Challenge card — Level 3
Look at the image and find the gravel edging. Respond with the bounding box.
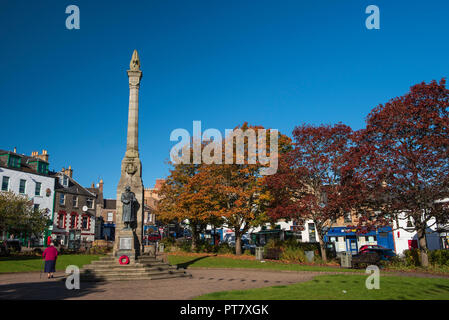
[180,266,449,278]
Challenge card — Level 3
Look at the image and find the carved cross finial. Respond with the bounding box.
[129,50,140,71]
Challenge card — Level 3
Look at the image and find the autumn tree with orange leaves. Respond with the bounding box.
[158,123,291,255]
[195,123,292,255]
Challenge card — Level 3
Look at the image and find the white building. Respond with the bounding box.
[392,212,442,256]
[0,149,55,245]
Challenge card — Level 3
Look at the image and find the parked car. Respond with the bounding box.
[358,245,396,260]
[147,233,161,242]
[350,245,396,268]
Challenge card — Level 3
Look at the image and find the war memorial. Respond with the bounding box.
[80,51,189,281]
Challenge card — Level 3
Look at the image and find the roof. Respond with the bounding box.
[87,187,103,204]
[0,149,51,177]
[103,199,116,210]
[51,172,96,197]
[154,179,165,190]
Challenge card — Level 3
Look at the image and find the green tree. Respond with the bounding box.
[0,191,50,240]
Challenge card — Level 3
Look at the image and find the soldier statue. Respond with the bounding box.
[121,186,137,230]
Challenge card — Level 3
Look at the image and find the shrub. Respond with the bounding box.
[280,247,306,262]
[195,239,214,253]
[160,237,176,251]
[217,243,234,254]
[429,250,449,266]
[179,239,192,253]
[88,246,112,255]
[265,247,282,260]
[404,249,421,266]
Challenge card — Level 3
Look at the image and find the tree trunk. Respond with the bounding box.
[235,231,242,255]
[318,235,327,263]
[191,224,200,252]
[417,228,429,267]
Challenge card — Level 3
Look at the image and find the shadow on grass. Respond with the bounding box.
[176,256,210,269]
[0,256,41,262]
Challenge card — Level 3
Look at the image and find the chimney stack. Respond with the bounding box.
[61,166,73,178]
[99,179,104,193]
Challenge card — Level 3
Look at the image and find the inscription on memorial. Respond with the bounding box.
[119,237,132,250]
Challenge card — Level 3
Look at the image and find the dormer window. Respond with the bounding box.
[60,175,69,187]
[37,162,48,174]
[8,155,20,168]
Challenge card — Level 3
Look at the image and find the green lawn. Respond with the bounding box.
[168,254,363,273]
[0,255,103,273]
[195,274,449,300]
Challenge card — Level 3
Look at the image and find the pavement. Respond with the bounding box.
[1,268,448,300]
[0,268,334,300]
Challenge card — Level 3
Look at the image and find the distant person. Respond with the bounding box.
[42,241,58,279]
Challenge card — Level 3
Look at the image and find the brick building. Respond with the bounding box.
[144,179,165,226]
[51,167,97,245]
[87,180,118,241]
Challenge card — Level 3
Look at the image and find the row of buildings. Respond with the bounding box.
[0,148,162,248]
[1,147,447,256]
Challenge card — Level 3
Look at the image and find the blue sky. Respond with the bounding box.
[1,0,448,198]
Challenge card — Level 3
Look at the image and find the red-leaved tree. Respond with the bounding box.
[347,79,449,266]
[265,123,354,261]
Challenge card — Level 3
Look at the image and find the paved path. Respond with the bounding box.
[0,269,334,300]
[0,268,447,300]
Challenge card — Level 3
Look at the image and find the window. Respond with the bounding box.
[82,216,89,229]
[86,198,94,209]
[330,237,336,242]
[35,182,41,196]
[107,212,113,222]
[61,176,68,187]
[19,179,26,194]
[33,204,40,211]
[368,236,376,242]
[58,212,65,228]
[72,196,78,207]
[59,194,65,205]
[1,176,9,191]
[70,214,77,229]
[308,223,316,242]
[37,162,48,174]
[406,217,414,228]
[8,156,20,168]
[344,212,352,223]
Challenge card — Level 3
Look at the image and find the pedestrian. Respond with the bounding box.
[42,241,58,279]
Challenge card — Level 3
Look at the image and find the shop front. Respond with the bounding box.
[324,226,394,255]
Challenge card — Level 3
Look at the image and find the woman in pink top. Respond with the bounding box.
[42,241,58,279]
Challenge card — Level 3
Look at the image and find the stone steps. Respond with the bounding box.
[81,265,177,273]
[90,259,164,266]
[81,269,190,282]
[80,254,190,282]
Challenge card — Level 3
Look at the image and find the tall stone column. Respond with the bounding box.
[113,50,145,260]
